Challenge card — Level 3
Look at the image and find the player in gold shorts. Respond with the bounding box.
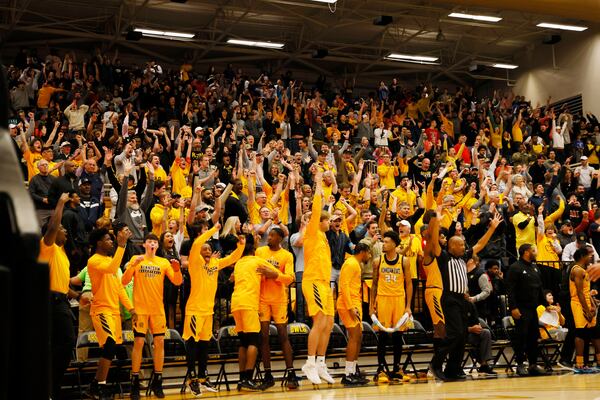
[256,228,298,389]
[184,223,245,396]
[85,226,134,400]
[569,248,600,372]
[337,243,372,386]
[301,169,336,385]
[122,233,183,399]
[370,231,413,383]
[231,235,286,391]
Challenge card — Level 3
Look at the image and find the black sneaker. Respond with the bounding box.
[341,374,361,386]
[262,373,275,389]
[187,378,202,397]
[238,379,264,391]
[429,364,448,382]
[98,384,113,400]
[84,380,100,399]
[150,375,165,398]
[199,377,218,392]
[528,365,549,376]
[516,364,529,376]
[355,372,370,385]
[130,375,141,400]
[444,371,467,381]
[286,370,300,389]
[477,365,497,375]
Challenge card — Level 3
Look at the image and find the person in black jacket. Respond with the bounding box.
[48,160,79,207]
[61,190,89,274]
[224,178,248,224]
[506,244,548,376]
[29,158,56,225]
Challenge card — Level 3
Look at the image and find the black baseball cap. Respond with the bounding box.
[576,233,588,243]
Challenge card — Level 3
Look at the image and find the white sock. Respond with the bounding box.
[306,355,316,366]
[345,361,356,376]
[317,356,325,365]
[98,381,106,385]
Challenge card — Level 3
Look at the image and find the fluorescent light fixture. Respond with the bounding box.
[492,63,518,69]
[448,12,502,23]
[309,0,337,3]
[536,22,588,32]
[134,28,194,39]
[387,53,439,62]
[226,38,284,49]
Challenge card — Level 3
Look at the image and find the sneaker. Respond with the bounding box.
[262,373,275,389]
[187,378,202,397]
[573,366,597,374]
[84,380,100,399]
[557,359,574,371]
[374,368,390,384]
[341,374,361,386]
[98,384,113,400]
[130,375,141,400]
[428,364,447,382]
[477,365,497,375]
[199,378,218,392]
[354,372,370,385]
[237,379,264,391]
[150,375,165,398]
[516,364,529,376]
[528,365,549,376]
[302,362,322,384]
[390,370,411,382]
[317,363,335,384]
[286,370,300,389]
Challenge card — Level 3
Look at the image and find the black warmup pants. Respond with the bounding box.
[432,292,467,375]
[513,307,540,365]
[50,292,76,400]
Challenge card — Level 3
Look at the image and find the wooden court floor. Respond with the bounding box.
[161,372,600,400]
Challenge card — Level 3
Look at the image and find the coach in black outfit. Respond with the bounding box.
[506,244,548,376]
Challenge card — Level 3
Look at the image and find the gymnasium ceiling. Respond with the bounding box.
[1,0,599,87]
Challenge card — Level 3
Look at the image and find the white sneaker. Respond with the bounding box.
[302,362,322,384]
[317,363,335,384]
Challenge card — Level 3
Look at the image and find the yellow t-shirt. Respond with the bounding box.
[122,254,183,315]
[88,247,132,315]
[512,212,536,251]
[398,235,422,280]
[150,203,178,236]
[377,255,406,297]
[256,246,295,304]
[170,157,191,197]
[378,164,398,190]
[303,194,332,282]
[38,239,70,294]
[231,256,282,312]
[337,256,362,310]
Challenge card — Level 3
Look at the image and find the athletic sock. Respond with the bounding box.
[306,355,316,366]
[316,356,325,365]
[576,356,584,368]
[98,381,107,385]
[345,361,356,376]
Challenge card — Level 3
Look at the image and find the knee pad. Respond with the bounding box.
[246,333,260,348]
[102,337,117,360]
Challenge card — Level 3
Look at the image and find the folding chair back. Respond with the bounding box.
[361,321,378,351]
[327,323,348,354]
[287,322,310,357]
[217,326,239,358]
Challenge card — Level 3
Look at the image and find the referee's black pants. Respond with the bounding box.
[50,292,76,400]
[432,292,467,375]
[513,307,539,365]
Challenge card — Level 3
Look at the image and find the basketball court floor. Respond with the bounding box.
[160,372,600,399]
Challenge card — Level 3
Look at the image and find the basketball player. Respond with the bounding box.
[39,193,76,400]
[256,228,299,389]
[122,233,183,399]
[184,223,245,396]
[569,248,600,372]
[301,169,335,385]
[86,227,135,400]
[370,231,413,383]
[231,235,287,391]
[337,243,372,386]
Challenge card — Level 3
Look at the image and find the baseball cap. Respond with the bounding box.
[78,177,91,186]
[399,220,412,228]
[9,123,17,129]
[196,204,212,212]
[194,126,204,133]
[215,182,226,189]
[561,219,572,226]
[581,156,588,160]
[576,233,588,243]
[60,141,71,148]
[331,214,342,221]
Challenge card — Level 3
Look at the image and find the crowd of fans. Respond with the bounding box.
[6,47,600,394]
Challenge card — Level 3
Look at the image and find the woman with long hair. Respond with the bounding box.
[158,231,180,329]
[219,216,241,255]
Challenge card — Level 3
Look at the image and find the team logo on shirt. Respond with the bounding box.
[204,263,218,276]
[139,265,161,277]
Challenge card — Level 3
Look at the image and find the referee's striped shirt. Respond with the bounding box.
[447,256,468,294]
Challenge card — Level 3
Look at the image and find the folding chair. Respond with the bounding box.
[180,334,221,394]
[73,331,101,398]
[495,316,517,372]
[401,319,433,375]
[254,324,279,380]
[145,329,186,396]
[215,326,239,391]
[282,322,310,386]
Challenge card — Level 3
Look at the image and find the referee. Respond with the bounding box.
[506,244,548,376]
[38,193,77,400]
[429,208,503,381]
